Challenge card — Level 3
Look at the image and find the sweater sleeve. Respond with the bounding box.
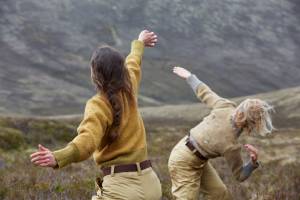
[186,74,236,109]
[223,144,259,182]
[125,40,144,94]
[53,98,108,168]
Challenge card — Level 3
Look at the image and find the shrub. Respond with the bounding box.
[0,127,25,150]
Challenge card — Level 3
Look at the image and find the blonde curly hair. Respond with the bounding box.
[234,99,274,136]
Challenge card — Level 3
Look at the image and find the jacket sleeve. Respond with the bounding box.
[53,98,108,168]
[223,144,259,182]
[125,40,144,95]
[186,74,236,109]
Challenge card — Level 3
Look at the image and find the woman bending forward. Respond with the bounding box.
[168,66,274,200]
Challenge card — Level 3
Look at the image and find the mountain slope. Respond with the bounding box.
[2,85,299,129]
[141,85,300,129]
[0,0,300,115]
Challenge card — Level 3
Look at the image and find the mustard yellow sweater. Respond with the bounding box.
[53,40,148,168]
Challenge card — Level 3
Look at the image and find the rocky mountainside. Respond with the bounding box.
[1,0,300,115]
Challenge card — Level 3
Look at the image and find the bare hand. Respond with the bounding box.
[138,30,158,47]
[30,144,57,168]
[244,144,258,164]
[173,66,192,80]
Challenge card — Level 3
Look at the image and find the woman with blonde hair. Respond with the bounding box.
[168,66,274,200]
[30,30,162,200]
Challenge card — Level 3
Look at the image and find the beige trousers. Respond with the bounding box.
[168,137,233,200]
[91,167,162,200]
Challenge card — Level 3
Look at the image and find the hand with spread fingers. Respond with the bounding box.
[30,144,57,168]
[244,144,258,164]
[173,66,192,80]
[138,30,158,47]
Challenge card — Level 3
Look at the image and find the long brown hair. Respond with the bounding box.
[90,46,134,143]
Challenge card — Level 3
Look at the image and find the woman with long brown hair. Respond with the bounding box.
[30,30,162,200]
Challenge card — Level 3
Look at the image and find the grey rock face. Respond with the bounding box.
[0,0,299,115]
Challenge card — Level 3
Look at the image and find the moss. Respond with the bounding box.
[0,127,25,150]
[54,184,65,193]
[26,120,77,146]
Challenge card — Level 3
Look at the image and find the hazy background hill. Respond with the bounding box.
[1,0,300,115]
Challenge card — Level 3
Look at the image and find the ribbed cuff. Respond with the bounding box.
[186,74,203,93]
[52,142,80,169]
[131,40,144,57]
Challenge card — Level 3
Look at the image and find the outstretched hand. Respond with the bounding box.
[138,30,158,47]
[30,144,57,168]
[244,144,258,164]
[173,66,192,80]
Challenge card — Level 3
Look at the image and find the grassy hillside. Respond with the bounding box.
[0,87,300,199]
[1,0,300,115]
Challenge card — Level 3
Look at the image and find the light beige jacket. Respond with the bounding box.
[187,75,258,182]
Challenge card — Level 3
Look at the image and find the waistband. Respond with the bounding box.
[185,136,208,161]
[101,160,152,177]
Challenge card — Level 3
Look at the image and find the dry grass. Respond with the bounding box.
[0,116,299,200]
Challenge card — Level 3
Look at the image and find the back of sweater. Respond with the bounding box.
[53,40,147,168]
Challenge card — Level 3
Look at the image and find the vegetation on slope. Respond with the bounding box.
[0,115,299,200]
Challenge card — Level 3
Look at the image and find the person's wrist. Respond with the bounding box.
[185,73,192,80]
[186,73,192,79]
[138,38,144,43]
[251,159,259,167]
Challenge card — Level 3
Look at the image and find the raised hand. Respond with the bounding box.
[30,144,57,168]
[173,66,192,80]
[244,144,258,164]
[138,30,158,47]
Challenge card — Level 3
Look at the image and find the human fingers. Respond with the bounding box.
[30,151,48,159]
[244,144,258,154]
[173,66,181,74]
[39,163,52,167]
[144,32,157,42]
[39,144,49,151]
[31,154,51,163]
[33,157,51,165]
[146,43,156,47]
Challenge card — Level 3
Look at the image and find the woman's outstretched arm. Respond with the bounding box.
[30,97,108,169]
[173,66,235,109]
[125,30,158,94]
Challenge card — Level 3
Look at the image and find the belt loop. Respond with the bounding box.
[136,162,142,176]
[111,165,115,177]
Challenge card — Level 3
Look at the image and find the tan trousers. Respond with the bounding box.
[168,137,233,200]
[91,167,162,200]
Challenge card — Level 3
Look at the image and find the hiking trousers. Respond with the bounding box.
[168,136,233,200]
[91,167,162,200]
